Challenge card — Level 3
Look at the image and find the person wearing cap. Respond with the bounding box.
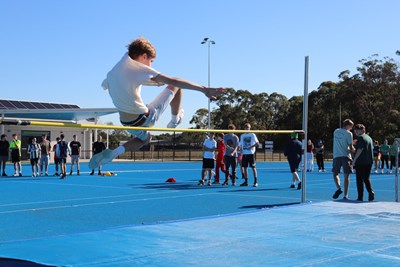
[353,124,375,201]
[332,119,355,200]
[284,132,302,189]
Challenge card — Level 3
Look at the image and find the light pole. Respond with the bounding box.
[201,37,215,129]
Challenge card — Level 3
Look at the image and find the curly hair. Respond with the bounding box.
[127,37,156,60]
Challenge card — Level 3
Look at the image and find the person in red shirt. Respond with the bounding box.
[214,133,228,184]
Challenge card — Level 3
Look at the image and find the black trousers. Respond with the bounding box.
[316,153,324,170]
[355,163,374,200]
[224,155,237,179]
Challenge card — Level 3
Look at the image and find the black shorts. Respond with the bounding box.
[11,149,20,163]
[202,158,214,170]
[30,158,39,165]
[288,158,301,173]
[59,158,67,164]
[242,154,256,168]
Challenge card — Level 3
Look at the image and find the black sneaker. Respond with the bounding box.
[77,170,80,176]
[297,182,302,190]
[332,188,343,199]
[290,184,295,188]
[198,180,205,186]
[222,180,228,186]
[240,182,248,186]
[368,192,375,202]
[2,172,7,177]
[90,170,94,176]
[61,173,67,179]
[69,171,73,175]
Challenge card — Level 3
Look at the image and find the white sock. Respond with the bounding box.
[171,114,178,123]
[112,145,125,158]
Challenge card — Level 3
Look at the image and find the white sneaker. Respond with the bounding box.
[89,149,114,170]
[167,109,184,128]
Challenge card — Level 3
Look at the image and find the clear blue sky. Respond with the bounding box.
[1,0,399,129]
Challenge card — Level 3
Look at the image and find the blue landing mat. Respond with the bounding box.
[1,201,399,266]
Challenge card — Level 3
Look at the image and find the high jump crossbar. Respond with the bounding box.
[0,119,303,134]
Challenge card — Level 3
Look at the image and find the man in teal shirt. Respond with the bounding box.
[332,119,355,199]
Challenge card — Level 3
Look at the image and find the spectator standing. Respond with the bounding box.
[39,134,51,176]
[213,133,227,184]
[9,133,22,177]
[52,137,61,176]
[56,134,70,179]
[389,139,400,174]
[222,124,240,186]
[27,137,41,177]
[332,119,355,200]
[198,133,216,186]
[91,136,106,175]
[69,134,81,175]
[239,123,259,187]
[380,139,390,174]
[372,140,381,174]
[0,134,10,176]
[306,139,314,172]
[315,140,325,172]
[284,132,302,189]
[353,124,375,201]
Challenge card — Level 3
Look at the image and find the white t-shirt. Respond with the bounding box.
[333,127,353,159]
[240,133,259,155]
[203,138,216,159]
[102,53,160,114]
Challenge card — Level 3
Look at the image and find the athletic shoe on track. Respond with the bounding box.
[297,182,302,190]
[332,188,343,199]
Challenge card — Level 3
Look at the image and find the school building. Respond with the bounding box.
[0,99,118,160]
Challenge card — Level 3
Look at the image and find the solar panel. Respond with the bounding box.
[0,99,80,110]
[0,100,17,109]
[20,101,37,109]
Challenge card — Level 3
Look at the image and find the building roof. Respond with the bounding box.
[0,99,118,122]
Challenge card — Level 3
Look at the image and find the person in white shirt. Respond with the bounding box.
[240,123,259,187]
[198,133,217,186]
[90,37,226,170]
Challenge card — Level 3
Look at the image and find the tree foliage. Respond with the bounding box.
[189,52,400,150]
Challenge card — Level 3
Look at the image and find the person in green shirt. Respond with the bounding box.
[389,139,400,174]
[380,139,391,173]
[9,133,22,176]
[353,124,375,202]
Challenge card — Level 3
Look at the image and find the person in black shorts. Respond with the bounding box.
[0,134,10,176]
[284,132,302,190]
[90,136,106,175]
